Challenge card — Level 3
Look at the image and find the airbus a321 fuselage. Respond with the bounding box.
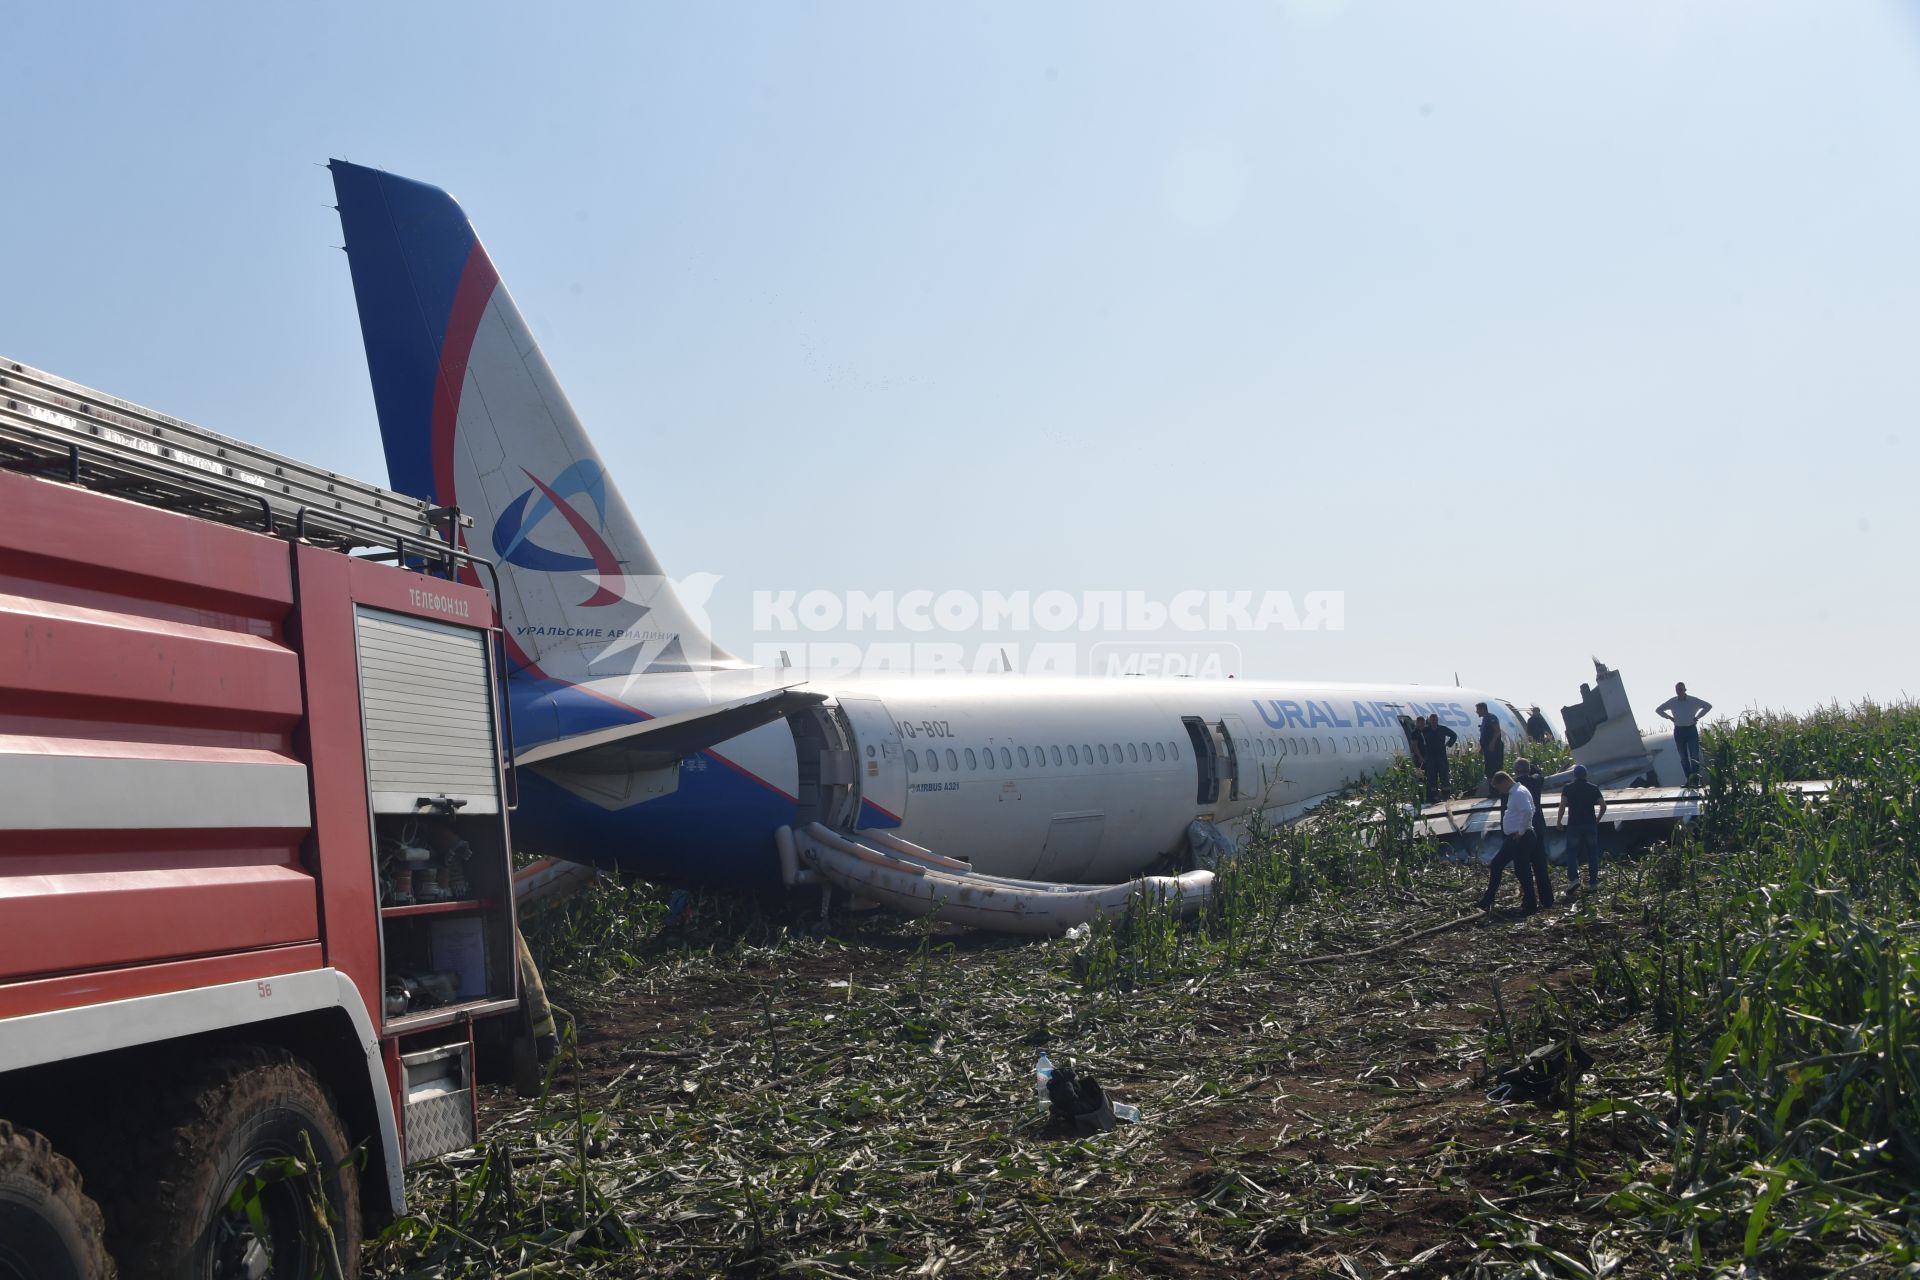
[331,160,1540,889]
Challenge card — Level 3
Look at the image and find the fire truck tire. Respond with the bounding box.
[0,1120,115,1280]
[89,1048,362,1280]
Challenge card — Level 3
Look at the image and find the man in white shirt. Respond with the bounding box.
[1655,682,1713,781]
[1476,771,1553,914]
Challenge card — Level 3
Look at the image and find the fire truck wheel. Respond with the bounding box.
[91,1048,362,1280]
[0,1120,115,1280]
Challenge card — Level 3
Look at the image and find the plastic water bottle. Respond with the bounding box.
[1111,1101,1141,1124]
[1034,1051,1054,1116]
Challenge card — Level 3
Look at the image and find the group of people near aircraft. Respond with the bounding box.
[1475,680,1711,917]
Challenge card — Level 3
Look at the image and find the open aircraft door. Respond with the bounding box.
[838,694,908,830]
[1183,715,1240,810]
[1221,714,1252,802]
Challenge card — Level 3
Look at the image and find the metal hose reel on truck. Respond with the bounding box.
[0,358,530,1279]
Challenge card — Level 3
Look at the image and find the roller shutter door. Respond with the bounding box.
[355,607,501,814]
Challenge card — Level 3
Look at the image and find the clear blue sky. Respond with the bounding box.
[6,2,1916,717]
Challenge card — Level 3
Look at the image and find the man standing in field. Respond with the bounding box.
[1419,713,1457,801]
[1476,702,1505,786]
[1479,771,1551,914]
[1656,681,1713,781]
[1559,763,1607,896]
[1520,756,1551,886]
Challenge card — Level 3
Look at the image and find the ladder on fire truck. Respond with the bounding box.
[0,355,470,563]
[2,351,517,802]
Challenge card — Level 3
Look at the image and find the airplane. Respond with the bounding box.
[329,160,1548,891]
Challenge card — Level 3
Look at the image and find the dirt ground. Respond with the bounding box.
[440,865,1651,1278]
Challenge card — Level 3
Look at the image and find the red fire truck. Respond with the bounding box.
[0,359,525,1278]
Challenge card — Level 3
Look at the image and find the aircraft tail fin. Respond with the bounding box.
[1561,661,1684,787]
[329,160,736,682]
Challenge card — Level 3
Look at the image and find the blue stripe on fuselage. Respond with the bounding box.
[856,799,902,830]
[507,665,645,749]
[512,762,793,888]
[505,669,796,887]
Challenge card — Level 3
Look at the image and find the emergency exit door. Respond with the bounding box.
[1221,714,1252,802]
[837,694,908,829]
[1182,715,1232,808]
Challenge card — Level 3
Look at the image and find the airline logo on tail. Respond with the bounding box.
[492,460,625,607]
[333,158,741,678]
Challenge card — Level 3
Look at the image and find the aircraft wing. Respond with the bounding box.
[1415,787,1703,838]
[516,685,827,775]
[1414,780,1830,839]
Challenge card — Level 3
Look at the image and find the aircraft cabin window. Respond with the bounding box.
[1112,742,1123,762]
[1067,744,1078,765]
[1098,744,1110,764]
[965,748,977,770]
[1154,741,1166,762]
[1032,744,1045,766]
[906,751,919,774]
[1170,741,1179,761]
[1082,742,1093,763]
[1000,747,1012,769]
[946,748,959,771]
[1138,741,1150,760]
[1119,742,1132,763]
[983,748,995,771]
[926,749,940,773]
[1050,745,1063,766]
[867,745,876,758]
[1018,746,1030,768]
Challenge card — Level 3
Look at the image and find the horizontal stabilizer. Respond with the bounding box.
[517,685,825,774]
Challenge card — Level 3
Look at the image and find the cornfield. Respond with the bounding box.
[366,702,1920,1277]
